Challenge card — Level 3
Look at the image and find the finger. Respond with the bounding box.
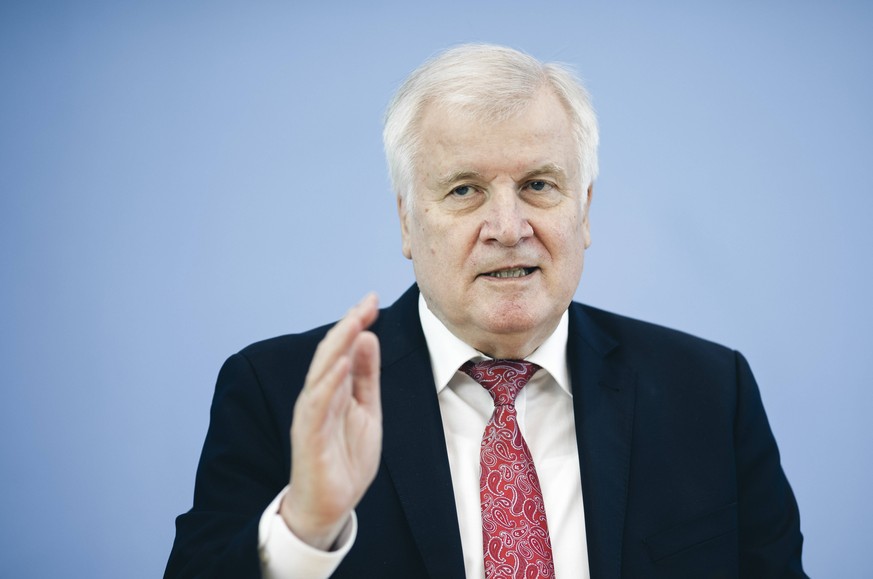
[320,312,380,425]
[355,292,379,329]
[305,293,378,390]
[295,353,351,432]
[297,293,379,425]
[305,314,362,389]
[351,331,381,412]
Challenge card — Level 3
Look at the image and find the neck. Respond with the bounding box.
[458,324,555,360]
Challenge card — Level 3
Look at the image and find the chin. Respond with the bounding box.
[479,309,545,338]
[483,297,566,336]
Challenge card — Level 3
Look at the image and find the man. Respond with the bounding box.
[166,44,806,578]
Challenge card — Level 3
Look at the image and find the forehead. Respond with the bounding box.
[415,90,578,182]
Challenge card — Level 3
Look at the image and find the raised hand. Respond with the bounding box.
[279,293,382,550]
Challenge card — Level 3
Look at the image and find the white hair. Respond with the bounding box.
[383,43,599,207]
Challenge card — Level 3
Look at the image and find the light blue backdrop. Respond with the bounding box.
[2,1,870,577]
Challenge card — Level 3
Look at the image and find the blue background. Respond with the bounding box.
[2,1,870,577]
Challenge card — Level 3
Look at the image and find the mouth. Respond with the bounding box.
[482,267,538,279]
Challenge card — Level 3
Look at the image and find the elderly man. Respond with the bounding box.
[166,44,806,578]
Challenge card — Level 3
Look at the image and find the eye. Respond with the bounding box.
[527,180,552,192]
[450,185,474,197]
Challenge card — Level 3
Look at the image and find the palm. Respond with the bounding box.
[309,353,381,502]
[282,295,382,549]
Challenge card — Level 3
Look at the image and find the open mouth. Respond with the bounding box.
[483,267,538,279]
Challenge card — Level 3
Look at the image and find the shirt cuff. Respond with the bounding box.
[258,486,357,579]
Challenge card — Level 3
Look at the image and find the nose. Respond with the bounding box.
[479,188,534,246]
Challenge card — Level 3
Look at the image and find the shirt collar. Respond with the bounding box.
[417,293,572,396]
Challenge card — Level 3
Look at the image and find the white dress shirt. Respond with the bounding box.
[258,295,589,578]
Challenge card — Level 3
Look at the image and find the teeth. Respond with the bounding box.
[488,267,531,278]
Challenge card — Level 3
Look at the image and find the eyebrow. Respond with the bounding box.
[519,163,568,182]
[436,170,485,189]
[435,164,568,189]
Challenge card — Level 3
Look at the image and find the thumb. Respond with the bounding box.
[350,331,381,411]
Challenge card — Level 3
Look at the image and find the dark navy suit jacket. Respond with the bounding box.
[166,285,806,578]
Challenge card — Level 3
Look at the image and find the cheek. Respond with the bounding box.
[412,220,454,266]
[567,210,587,245]
[545,217,581,248]
[546,215,587,270]
[425,221,478,262]
[418,223,440,257]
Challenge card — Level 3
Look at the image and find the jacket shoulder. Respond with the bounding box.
[220,321,338,397]
[239,321,333,359]
[571,302,737,372]
[575,302,731,348]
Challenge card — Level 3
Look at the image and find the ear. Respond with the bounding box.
[582,184,593,249]
[397,194,413,260]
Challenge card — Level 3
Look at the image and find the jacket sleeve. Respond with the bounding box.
[165,352,288,579]
[734,351,808,578]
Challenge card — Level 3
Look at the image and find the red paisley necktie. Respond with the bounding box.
[461,359,555,579]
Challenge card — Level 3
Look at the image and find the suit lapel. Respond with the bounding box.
[568,304,637,579]
[376,286,466,579]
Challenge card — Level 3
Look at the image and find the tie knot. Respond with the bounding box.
[461,359,540,406]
